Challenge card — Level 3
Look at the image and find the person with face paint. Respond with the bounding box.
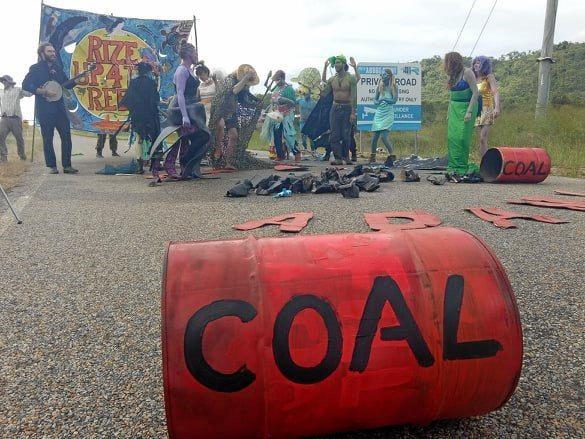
[321,55,357,165]
[472,56,500,158]
[23,43,81,174]
[162,42,210,179]
[370,68,398,163]
[262,70,298,162]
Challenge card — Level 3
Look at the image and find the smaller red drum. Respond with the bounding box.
[480,147,551,183]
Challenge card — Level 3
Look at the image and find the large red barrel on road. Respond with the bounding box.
[480,146,551,183]
[162,228,523,438]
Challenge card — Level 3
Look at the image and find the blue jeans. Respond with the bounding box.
[38,109,72,168]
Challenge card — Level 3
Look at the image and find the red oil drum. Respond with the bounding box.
[480,147,551,183]
[162,228,523,438]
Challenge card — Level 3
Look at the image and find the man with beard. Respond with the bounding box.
[321,55,357,165]
[23,43,80,174]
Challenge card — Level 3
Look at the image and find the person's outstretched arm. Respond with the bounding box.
[349,57,360,82]
[322,59,329,83]
[233,72,253,95]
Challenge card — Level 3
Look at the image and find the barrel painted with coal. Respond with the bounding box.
[162,228,523,438]
[480,146,551,183]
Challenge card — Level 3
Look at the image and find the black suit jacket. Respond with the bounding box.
[23,60,73,117]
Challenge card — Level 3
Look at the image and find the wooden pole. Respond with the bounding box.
[31,0,45,162]
[192,15,198,55]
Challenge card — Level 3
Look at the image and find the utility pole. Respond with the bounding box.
[535,0,558,118]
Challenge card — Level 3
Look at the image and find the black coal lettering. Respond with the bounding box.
[273,295,343,384]
[184,300,257,392]
[350,276,434,372]
[515,162,526,175]
[503,161,515,175]
[537,162,547,175]
[526,161,537,175]
[443,275,503,360]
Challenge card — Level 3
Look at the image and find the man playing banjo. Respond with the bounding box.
[23,43,86,174]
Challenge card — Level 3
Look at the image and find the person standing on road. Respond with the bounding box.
[262,70,298,162]
[119,61,161,174]
[0,75,31,162]
[444,51,479,176]
[297,89,316,151]
[95,133,119,158]
[321,55,357,165]
[165,42,210,179]
[23,43,81,174]
[473,55,501,158]
[209,64,260,170]
[195,63,217,124]
[370,68,397,163]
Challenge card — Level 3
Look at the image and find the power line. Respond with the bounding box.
[452,0,479,51]
[469,0,498,57]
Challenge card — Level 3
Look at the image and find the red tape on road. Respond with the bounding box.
[364,210,442,233]
[466,207,569,229]
[508,197,585,212]
[234,212,314,233]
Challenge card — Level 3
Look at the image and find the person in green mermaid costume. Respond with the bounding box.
[444,52,479,175]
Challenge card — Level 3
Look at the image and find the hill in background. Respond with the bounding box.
[421,41,585,118]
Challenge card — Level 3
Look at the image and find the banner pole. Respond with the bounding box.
[31,0,44,162]
[192,15,198,55]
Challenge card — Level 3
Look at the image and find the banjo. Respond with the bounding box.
[41,63,97,102]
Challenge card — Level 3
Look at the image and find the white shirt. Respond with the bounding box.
[0,86,31,119]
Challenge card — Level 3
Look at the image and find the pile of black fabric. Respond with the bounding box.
[445,171,483,183]
[225,165,395,198]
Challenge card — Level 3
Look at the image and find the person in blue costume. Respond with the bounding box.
[369,68,398,163]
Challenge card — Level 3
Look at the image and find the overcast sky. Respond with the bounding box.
[3,0,584,119]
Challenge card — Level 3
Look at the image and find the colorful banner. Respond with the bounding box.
[40,4,192,133]
[357,62,422,132]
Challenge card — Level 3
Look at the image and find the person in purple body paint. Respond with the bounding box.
[161,42,210,179]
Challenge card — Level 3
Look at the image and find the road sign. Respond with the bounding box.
[357,62,422,132]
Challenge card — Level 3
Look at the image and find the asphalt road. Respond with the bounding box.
[1,135,583,437]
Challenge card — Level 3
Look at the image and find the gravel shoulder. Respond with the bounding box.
[1,135,583,437]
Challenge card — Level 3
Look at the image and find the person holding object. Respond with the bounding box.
[261,70,298,162]
[370,68,397,163]
[473,56,501,158]
[321,55,357,165]
[0,75,31,162]
[209,64,260,170]
[23,43,81,174]
[444,52,479,176]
